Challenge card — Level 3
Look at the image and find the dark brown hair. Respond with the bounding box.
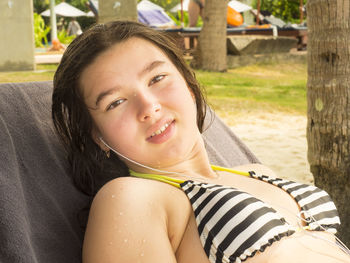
[52,21,207,196]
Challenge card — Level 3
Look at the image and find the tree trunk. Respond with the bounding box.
[307,0,350,247]
[191,0,227,71]
[99,0,137,23]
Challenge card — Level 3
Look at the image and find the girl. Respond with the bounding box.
[52,21,349,263]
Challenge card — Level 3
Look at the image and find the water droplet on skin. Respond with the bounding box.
[124,239,128,243]
[109,242,113,245]
[111,194,116,198]
[119,212,124,216]
[142,239,146,243]
[140,252,144,257]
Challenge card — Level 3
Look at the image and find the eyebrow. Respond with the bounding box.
[138,60,165,78]
[94,60,165,107]
[95,87,120,107]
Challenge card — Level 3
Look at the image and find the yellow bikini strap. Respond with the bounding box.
[129,165,251,188]
[211,165,250,177]
[128,170,185,188]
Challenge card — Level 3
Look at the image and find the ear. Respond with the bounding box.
[91,128,110,152]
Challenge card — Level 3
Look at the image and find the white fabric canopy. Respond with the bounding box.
[137,0,175,27]
[138,0,164,11]
[41,2,87,17]
[86,11,94,17]
[170,0,190,12]
[228,0,252,13]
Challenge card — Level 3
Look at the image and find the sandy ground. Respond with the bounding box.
[228,112,314,185]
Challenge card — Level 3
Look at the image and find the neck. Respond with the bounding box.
[127,136,218,180]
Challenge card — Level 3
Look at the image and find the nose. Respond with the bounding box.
[136,94,161,122]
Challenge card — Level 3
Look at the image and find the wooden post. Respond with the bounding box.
[181,0,184,26]
[299,0,304,23]
[256,0,261,25]
[49,0,57,41]
[0,0,35,71]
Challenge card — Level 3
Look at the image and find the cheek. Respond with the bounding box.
[95,113,136,147]
[164,80,196,109]
[107,117,133,138]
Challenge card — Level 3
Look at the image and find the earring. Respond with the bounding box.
[105,150,110,158]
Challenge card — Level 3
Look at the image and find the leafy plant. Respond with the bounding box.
[33,0,49,13]
[33,13,51,47]
[260,0,307,23]
[167,10,203,27]
[57,29,76,44]
[33,0,90,13]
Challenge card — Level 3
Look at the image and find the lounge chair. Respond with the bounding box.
[0,81,259,263]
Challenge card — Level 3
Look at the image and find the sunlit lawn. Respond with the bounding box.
[0,62,307,125]
[0,64,57,83]
[196,62,307,125]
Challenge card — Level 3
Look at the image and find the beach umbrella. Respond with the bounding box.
[299,0,304,23]
[138,0,163,11]
[86,11,95,17]
[41,2,87,17]
[137,0,175,27]
[170,0,189,12]
[228,1,252,13]
[256,0,261,24]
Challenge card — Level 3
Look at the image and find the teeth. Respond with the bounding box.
[151,122,170,137]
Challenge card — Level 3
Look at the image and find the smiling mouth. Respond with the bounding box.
[149,121,173,138]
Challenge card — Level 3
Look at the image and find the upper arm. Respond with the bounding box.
[83,177,177,263]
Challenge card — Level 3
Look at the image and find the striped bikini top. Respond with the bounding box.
[129,165,340,263]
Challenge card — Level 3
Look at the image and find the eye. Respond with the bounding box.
[149,74,166,85]
[106,98,125,111]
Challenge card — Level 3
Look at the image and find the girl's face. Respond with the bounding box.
[81,37,201,170]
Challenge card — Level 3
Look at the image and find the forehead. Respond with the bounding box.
[84,37,172,76]
[80,37,174,96]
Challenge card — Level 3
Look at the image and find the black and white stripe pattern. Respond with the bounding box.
[180,181,294,263]
[179,173,340,263]
[249,172,340,233]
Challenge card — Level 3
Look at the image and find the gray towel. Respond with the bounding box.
[0,81,258,263]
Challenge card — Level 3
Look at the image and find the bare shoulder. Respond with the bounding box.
[83,176,188,263]
[92,176,166,208]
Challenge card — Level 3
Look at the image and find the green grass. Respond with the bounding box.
[196,62,307,124]
[0,62,307,124]
[0,64,57,83]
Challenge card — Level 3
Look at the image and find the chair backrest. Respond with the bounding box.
[0,81,258,263]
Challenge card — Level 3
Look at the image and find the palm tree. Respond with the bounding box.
[192,0,228,71]
[307,0,350,247]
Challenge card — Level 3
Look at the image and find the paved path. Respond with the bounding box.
[35,53,63,64]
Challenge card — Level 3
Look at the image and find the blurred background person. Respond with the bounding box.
[188,0,205,27]
[67,17,82,36]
